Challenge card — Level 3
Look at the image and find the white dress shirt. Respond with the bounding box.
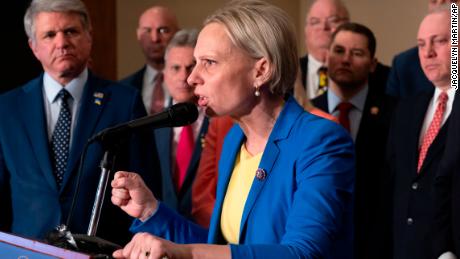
[306,54,324,100]
[43,69,87,143]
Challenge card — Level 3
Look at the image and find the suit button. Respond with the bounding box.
[411,182,418,190]
[407,218,414,225]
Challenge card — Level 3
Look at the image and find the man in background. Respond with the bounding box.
[155,29,209,218]
[312,22,396,259]
[386,0,458,98]
[121,6,179,114]
[0,0,159,245]
[386,6,455,258]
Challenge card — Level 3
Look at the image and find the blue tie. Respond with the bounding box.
[51,89,72,186]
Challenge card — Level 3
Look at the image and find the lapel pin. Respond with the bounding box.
[200,134,206,148]
[255,168,267,181]
[370,106,379,115]
[93,92,104,105]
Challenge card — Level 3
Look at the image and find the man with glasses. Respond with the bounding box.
[300,0,349,99]
[301,0,390,100]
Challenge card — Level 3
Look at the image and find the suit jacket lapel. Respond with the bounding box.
[238,97,301,241]
[311,91,328,113]
[419,118,449,174]
[61,74,109,190]
[411,91,434,177]
[155,127,175,204]
[208,126,242,244]
[19,76,57,190]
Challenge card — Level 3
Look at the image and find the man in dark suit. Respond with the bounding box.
[300,0,390,101]
[386,0,458,98]
[0,0,159,246]
[155,29,209,218]
[433,89,460,259]
[120,6,179,114]
[385,7,455,259]
[311,22,396,259]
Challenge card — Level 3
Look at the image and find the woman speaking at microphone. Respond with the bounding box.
[111,1,354,258]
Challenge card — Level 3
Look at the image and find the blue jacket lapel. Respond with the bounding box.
[61,74,109,190]
[20,76,57,190]
[208,124,242,244]
[208,97,304,243]
[238,97,300,241]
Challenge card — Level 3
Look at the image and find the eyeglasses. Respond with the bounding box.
[306,16,348,28]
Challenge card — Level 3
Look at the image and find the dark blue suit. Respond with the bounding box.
[386,47,432,98]
[0,72,159,245]
[129,97,355,258]
[120,67,145,93]
[312,83,396,259]
[154,115,209,218]
[385,89,450,259]
[433,89,460,256]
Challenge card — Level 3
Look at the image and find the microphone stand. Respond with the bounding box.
[87,150,114,236]
[46,143,122,258]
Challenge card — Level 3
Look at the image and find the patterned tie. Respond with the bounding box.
[337,102,353,132]
[175,125,195,190]
[150,72,164,114]
[317,66,328,96]
[417,91,448,173]
[51,89,72,186]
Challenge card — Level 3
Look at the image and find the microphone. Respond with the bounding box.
[89,102,198,145]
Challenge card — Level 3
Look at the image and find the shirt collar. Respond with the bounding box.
[434,86,455,103]
[44,68,88,103]
[328,84,369,113]
[308,54,323,70]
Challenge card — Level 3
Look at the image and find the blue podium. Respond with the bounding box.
[0,231,90,258]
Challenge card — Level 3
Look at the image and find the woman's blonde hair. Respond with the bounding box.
[204,0,298,96]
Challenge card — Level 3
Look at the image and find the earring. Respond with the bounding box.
[254,85,261,97]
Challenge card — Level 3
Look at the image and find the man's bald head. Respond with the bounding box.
[137,6,179,69]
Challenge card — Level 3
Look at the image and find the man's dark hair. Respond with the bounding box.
[331,22,376,58]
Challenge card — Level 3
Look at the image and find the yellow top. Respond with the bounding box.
[220,144,262,244]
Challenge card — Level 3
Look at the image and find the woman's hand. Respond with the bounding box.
[113,232,189,259]
[111,171,158,221]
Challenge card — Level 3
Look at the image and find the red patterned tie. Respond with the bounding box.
[417,91,448,173]
[337,102,353,132]
[150,72,164,114]
[175,125,195,190]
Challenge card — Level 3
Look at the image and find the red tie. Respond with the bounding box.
[417,91,448,173]
[175,125,195,190]
[337,102,353,132]
[150,72,164,114]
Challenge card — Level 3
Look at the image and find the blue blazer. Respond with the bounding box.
[131,97,355,258]
[154,116,209,217]
[0,73,159,245]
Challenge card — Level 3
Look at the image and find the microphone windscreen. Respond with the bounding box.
[169,102,199,127]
